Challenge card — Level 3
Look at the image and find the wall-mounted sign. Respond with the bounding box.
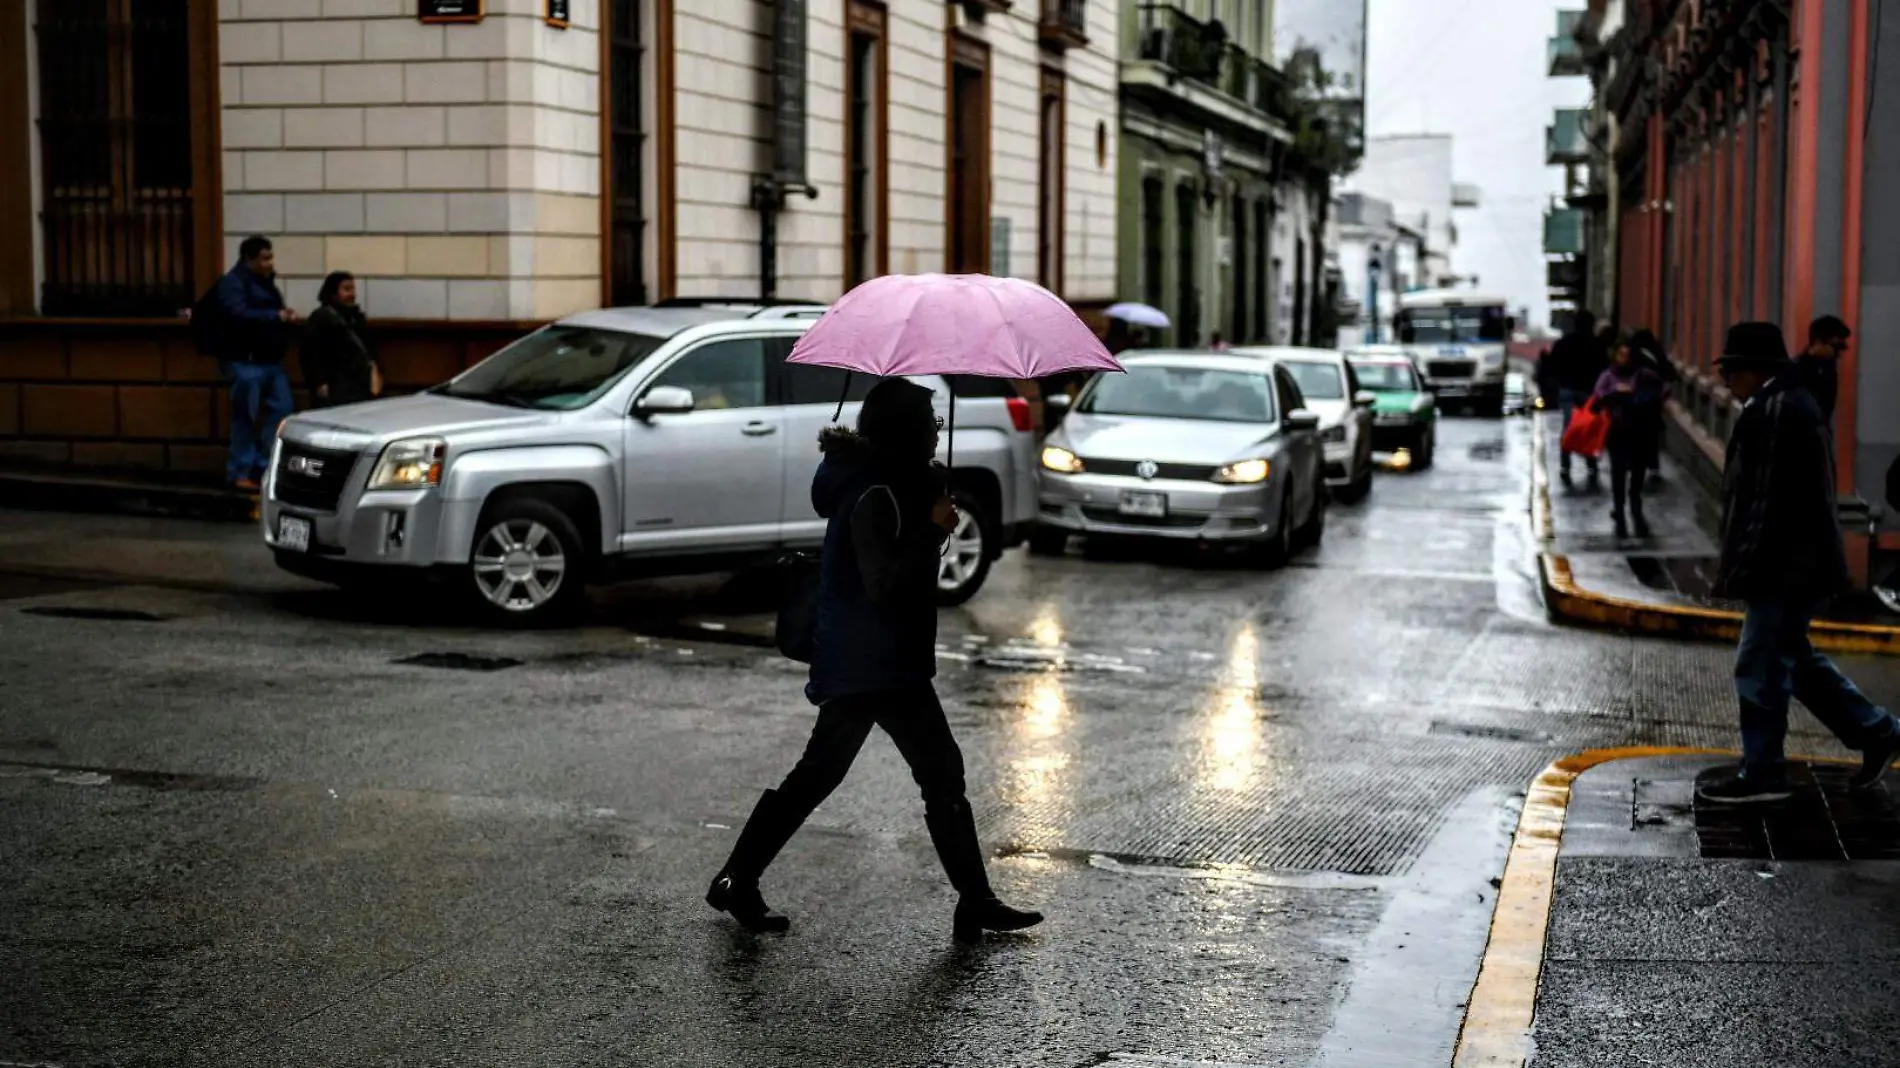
[419,0,484,24]
[545,0,569,28]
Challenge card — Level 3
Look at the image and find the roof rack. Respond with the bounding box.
[652,296,814,309]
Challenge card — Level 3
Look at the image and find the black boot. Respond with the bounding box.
[924,798,1043,944]
[706,790,799,933]
[1611,511,1628,540]
[1631,502,1650,538]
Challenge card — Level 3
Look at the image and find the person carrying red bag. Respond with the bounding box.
[1591,338,1668,538]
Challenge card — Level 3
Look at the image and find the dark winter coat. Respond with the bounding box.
[805,430,947,706]
[1795,354,1840,426]
[214,263,288,364]
[302,303,377,408]
[1543,329,1608,396]
[1592,364,1665,464]
[1712,374,1851,602]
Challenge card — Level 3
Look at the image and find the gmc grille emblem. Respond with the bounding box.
[287,455,325,478]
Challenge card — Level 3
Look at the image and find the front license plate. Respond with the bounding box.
[1119,491,1168,518]
[277,514,312,553]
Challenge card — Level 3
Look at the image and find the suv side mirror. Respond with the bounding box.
[1353,390,1377,409]
[1045,393,1072,411]
[1286,409,1322,432]
[634,385,695,418]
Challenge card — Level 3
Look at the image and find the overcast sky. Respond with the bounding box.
[1364,0,1592,332]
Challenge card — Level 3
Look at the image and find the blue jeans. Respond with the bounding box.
[221,360,293,483]
[1558,388,1599,473]
[1736,596,1900,782]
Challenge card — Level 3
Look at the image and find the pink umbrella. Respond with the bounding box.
[787,274,1123,466]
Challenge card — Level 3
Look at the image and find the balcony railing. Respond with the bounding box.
[1546,107,1589,164]
[1544,207,1587,255]
[1039,0,1087,50]
[1134,3,1287,118]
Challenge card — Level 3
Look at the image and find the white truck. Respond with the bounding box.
[1394,289,1514,417]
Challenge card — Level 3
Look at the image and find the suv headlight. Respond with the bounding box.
[1481,350,1506,370]
[1320,425,1348,444]
[1041,445,1085,474]
[368,437,446,489]
[1212,458,1270,484]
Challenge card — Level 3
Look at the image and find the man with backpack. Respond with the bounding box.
[197,236,297,491]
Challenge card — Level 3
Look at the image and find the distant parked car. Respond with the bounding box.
[262,301,1040,623]
[1347,347,1438,469]
[1231,346,1376,503]
[1032,352,1327,565]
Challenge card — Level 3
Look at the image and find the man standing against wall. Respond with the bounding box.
[216,236,298,492]
[1797,314,1850,428]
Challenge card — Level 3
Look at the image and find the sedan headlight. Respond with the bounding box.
[1041,445,1085,474]
[1212,458,1271,484]
[1320,425,1348,444]
[368,437,446,489]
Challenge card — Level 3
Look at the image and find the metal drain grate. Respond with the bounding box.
[393,652,523,672]
[20,605,170,622]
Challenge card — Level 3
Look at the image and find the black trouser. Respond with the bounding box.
[776,684,968,821]
[1609,451,1647,520]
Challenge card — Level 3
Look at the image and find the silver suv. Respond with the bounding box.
[262,301,1040,623]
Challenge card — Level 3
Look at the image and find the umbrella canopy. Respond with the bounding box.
[787,273,1123,379]
[1104,301,1172,329]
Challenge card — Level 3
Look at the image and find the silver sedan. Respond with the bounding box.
[1030,353,1328,564]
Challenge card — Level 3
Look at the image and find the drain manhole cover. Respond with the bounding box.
[21,605,170,622]
[394,652,523,672]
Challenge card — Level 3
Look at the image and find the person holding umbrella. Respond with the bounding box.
[706,273,1120,944]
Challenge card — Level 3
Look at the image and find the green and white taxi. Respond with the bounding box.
[1347,346,1438,470]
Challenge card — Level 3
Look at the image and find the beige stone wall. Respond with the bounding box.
[217,0,603,320]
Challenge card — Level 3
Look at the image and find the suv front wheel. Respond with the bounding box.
[467,498,588,625]
[935,491,992,607]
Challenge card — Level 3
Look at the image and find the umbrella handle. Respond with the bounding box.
[833,371,852,423]
[946,379,955,472]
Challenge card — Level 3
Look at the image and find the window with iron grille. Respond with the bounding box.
[1141,175,1164,308]
[845,1,887,289]
[607,0,648,307]
[35,0,202,317]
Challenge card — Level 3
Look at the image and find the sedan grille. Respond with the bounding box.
[273,443,359,512]
[1427,360,1475,379]
[1081,508,1206,529]
[1080,458,1221,482]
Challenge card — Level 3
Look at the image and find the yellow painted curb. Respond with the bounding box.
[1529,414,1900,656]
[1450,746,1729,1067]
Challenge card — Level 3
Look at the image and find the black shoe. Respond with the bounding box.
[1612,513,1629,540]
[1696,775,1794,805]
[705,874,790,933]
[1560,469,1575,489]
[953,896,1044,945]
[926,799,1044,944]
[1850,734,1900,790]
[1631,512,1651,538]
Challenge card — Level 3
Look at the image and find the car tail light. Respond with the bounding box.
[1006,397,1034,433]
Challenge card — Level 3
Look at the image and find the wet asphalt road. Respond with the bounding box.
[4,416,1899,1068]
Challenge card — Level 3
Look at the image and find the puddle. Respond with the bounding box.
[20,605,171,622]
[996,845,1387,892]
[393,652,523,672]
[970,642,1147,675]
[0,761,261,792]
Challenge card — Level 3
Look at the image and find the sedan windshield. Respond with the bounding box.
[1079,366,1276,424]
[440,326,669,410]
[1281,361,1345,400]
[1350,361,1421,392]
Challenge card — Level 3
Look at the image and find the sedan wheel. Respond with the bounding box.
[935,492,993,606]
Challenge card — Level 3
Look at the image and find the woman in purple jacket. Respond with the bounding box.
[1594,338,1667,538]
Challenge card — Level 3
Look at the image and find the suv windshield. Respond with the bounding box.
[1281,361,1345,400]
[1080,365,1276,424]
[441,326,669,410]
[1350,361,1421,392]
[1398,306,1508,343]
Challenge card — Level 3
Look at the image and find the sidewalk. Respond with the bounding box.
[1533,413,1900,653]
[1455,750,1900,1068]
[0,464,255,523]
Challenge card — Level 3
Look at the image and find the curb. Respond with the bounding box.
[0,470,257,524]
[1450,746,1728,1067]
[1529,413,1900,656]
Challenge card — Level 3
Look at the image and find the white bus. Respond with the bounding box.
[1395,289,1513,417]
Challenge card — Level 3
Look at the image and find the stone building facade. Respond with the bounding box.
[0,0,1119,476]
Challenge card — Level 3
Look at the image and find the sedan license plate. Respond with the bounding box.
[1119,491,1168,518]
[277,514,312,553]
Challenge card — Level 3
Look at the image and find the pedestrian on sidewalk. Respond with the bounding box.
[1798,314,1850,428]
[302,272,382,409]
[1593,337,1665,539]
[1545,310,1608,487]
[215,236,298,491]
[1625,329,1676,486]
[1699,322,1900,804]
[706,379,1043,943]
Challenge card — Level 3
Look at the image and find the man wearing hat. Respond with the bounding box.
[1699,322,1900,803]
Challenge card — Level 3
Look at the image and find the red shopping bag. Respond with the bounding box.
[1560,396,1611,457]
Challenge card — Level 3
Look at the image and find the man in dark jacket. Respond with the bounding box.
[216,235,298,489]
[1797,314,1850,427]
[706,379,1043,944]
[1543,310,1608,484]
[1699,322,1900,804]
